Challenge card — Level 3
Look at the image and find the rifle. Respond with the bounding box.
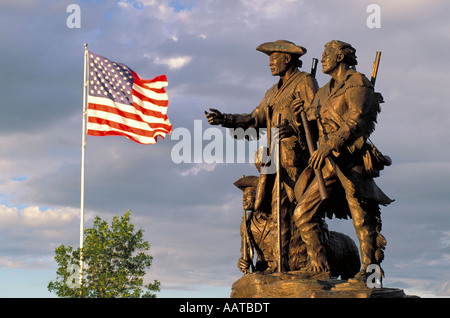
[310,57,318,78]
[366,51,392,171]
[296,58,329,201]
[240,174,254,274]
[242,206,254,274]
[275,113,283,272]
[370,51,381,86]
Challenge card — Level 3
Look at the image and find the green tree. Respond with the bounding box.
[48,210,160,298]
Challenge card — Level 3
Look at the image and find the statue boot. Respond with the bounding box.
[297,218,331,279]
[347,201,386,284]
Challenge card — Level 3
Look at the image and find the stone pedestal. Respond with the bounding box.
[231,271,416,298]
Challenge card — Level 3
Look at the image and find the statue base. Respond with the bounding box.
[230,271,417,298]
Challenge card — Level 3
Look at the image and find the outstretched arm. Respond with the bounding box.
[205,108,226,125]
[205,108,260,129]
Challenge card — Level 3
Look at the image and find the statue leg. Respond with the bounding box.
[345,193,386,282]
[293,177,330,273]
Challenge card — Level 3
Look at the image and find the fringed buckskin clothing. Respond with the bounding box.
[223,69,318,270]
[293,68,393,274]
[223,69,318,198]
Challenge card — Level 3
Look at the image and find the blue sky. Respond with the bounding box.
[0,0,450,298]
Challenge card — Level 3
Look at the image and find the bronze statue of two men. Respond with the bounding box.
[205,39,393,283]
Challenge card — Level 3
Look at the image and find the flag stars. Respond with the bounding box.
[88,52,134,105]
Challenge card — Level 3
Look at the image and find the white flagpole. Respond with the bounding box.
[79,43,88,287]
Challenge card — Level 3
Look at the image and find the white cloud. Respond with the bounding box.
[154,55,193,70]
[0,204,79,233]
[179,163,218,176]
[0,204,81,270]
[390,278,450,298]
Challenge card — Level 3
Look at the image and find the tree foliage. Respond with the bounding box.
[48,210,160,298]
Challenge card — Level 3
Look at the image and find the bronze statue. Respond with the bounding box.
[234,174,360,280]
[234,175,275,273]
[205,39,394,287]
[206,40,319,272]
[292,40,393,282]
[204,39,407,297]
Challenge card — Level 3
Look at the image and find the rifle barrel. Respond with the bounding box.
[242,207,249,274]
[276,114,282,273]
[310,58,318,78]
[303,59,329,201]
[300,111,329,201]
[371,51,382,86]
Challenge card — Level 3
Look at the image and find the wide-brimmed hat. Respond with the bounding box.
[256,40,306,57]
[233,175,259,191]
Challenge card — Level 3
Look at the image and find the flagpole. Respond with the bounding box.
[79,43,88,288]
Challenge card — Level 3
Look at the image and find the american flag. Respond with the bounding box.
[86,51,172,144]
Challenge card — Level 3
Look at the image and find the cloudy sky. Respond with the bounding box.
[1,0,449,298]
